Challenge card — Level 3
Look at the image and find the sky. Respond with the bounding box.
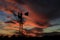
[0,11,19,36]
[0,0,60,37]
[0,11,13,22]
[16,0,60,19]
[15,0,60,36]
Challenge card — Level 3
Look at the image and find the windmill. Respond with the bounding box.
[9,10,29,36]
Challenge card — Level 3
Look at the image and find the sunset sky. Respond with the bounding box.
[0,0,60,37]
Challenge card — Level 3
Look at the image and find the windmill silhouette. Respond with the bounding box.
[9,10,29,36]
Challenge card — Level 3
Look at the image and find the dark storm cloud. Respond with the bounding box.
[15,0,60,19]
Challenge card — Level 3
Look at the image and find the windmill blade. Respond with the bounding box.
[9,10,19,22]
[5,21,16,24]
[9,10,17,16]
